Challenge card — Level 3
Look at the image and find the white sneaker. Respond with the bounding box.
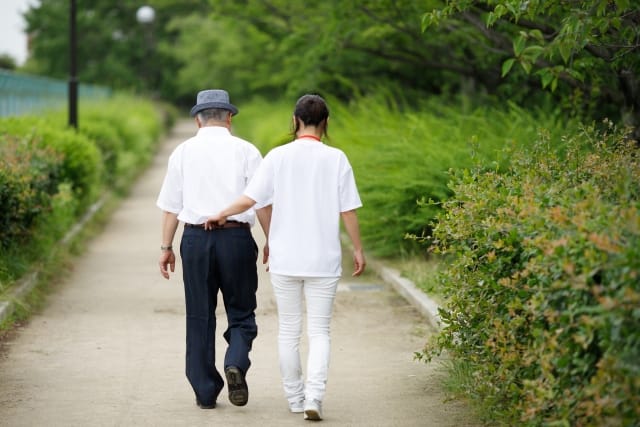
[303,399,323,421]
[289,400,304,413]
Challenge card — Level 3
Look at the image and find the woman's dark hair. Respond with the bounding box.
[292,94,329,139]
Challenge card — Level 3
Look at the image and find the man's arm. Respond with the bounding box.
[340,209,366,276]
[159,211,179,279]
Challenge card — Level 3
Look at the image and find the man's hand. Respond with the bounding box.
[159,250,175,279]
[352,248,366,277]
[204,214,226,230]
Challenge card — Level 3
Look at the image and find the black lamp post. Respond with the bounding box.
[136,5,155,92]
[68,0,77,128]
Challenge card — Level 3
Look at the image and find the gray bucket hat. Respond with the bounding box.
[190,89,239,116]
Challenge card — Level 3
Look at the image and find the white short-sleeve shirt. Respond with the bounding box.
[245,138,362,277]
[156,126,262,225]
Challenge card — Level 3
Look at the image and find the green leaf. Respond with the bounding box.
[513,36,526,56]
[522,45,545,62]
[502,58,516,77]
[529,29,544,42]
[611,17,622,30]
[616,0,631,9]
[567,68,585,82]
[486,11,497,26]
[558,42,572,64]
[540,70,554,88]
[421,12,438,31]
[520,59,532,74]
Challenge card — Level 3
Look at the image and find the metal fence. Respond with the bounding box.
[0,69,111,117]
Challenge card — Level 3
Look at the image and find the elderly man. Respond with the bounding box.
[156,89,270,409]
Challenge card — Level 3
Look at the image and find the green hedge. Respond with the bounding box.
[0,117,102,214]
[423,121,639,425]
[0,95,168,285]
[45,95,168,187]
[0,135,65,249]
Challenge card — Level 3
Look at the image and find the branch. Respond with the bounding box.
[357,5,425,45]
[461,11,512,52]
[585,44,614,62]
[513,18,557,39]
[344,41,477,77]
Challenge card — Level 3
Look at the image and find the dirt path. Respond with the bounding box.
[0,121,480,426]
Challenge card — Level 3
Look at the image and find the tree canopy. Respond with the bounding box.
[20,0,639,131]
[422,0,640,135]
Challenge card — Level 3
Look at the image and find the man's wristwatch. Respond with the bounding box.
[160,245,173,251]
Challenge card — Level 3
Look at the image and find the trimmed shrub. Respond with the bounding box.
[80,96,164,189]
[423,121,639,425]
[79,120,121,182]
[0,117,102,213]
[0,134,63,248]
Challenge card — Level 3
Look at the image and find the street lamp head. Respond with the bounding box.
[136,5,155,24]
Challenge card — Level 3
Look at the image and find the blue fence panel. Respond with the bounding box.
[0,69,111,117]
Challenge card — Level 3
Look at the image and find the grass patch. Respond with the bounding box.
[385,256,444,304]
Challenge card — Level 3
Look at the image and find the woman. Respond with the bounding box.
[205,94,365,421]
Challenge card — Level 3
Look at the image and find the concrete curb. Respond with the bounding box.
[340,235,442,330]
[366,257,442,330]
[0,197,106,325]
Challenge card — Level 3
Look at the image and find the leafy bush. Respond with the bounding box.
[423,121,639,426]
[78,120,121,182]
[81,96,164,189]
[0,135,63,248]
[0,117,102,213]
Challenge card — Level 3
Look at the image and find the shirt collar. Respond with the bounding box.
[197,126,231,137]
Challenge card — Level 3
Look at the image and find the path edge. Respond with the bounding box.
[341,235,442,330]
[0,197,107,325]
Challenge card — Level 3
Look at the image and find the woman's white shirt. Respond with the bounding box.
[245,138,362,277]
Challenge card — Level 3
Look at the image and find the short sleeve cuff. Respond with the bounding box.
[156,200,182,214]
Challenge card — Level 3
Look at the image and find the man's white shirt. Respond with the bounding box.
[157,126,262,225]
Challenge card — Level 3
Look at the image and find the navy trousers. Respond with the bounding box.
[180,226,258,406]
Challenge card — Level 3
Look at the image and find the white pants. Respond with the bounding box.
[270,273,339,405]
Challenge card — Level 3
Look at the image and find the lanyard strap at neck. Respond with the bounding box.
[298,134,321,142]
